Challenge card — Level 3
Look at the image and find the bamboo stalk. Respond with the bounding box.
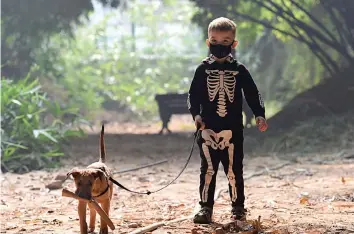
[62,188,115,230]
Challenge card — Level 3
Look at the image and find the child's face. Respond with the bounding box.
[206,30,238,48]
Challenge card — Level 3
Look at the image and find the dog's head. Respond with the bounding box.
[66,167,106,200]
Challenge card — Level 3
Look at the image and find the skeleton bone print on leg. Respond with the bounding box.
[227,142,237,202]
[201,129,237,202]
[206,70,238,117]
[201,143,214,202]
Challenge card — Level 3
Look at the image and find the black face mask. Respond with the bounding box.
[209,41,234,59]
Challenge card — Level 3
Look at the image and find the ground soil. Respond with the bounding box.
[1,118,354,234]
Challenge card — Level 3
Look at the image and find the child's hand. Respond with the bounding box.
[194,115,205,130]
[256,117,268,132]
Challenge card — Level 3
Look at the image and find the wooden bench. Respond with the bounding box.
[155,93,254,134]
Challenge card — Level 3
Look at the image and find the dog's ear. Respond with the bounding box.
[66,167,80,179]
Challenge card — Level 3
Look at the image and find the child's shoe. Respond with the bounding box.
[193,206,213,224]
[231,206,247,221]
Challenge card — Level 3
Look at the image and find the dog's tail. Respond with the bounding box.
[99,124,106,163]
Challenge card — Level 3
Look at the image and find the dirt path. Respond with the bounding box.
[1,122,354,234]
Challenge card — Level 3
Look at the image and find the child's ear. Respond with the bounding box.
[206,39,210,47]
[232,40,239,49]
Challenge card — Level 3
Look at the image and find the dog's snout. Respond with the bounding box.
[75,189,92,200]
[78,192,92,200]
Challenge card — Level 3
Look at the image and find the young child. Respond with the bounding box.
[187,17,268,224]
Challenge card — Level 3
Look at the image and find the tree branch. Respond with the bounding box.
[321,3,346,45]
[234,11,337,74]
[320,0,354,56]
[336,0,354,39]
[276,1,338,73]
[306,37,338,75]
[288,0,339,45]
[254,0,353,63]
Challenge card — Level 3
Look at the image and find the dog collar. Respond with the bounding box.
[93,184,109,198]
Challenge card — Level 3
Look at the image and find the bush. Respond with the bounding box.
[1,74,86,173]
[33,1,205,120]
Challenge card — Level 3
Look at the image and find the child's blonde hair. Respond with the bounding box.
[208,17,237,37]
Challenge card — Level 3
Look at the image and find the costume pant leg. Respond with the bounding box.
[220,130,245,207]
[198,129,222,208]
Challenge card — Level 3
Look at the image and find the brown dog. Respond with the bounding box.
[67,125,113,234]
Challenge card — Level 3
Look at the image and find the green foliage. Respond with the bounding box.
[34,1,205,119]
[35,31,106,118]
[241,30,324,108]
[1,0,120,78]
[1,72,86,173]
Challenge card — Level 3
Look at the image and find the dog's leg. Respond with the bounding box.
[99,200,110,234]
[158,128,164,135]
[88,203,96,233]
[78,201,88,234]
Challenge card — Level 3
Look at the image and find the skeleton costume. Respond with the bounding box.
[187,54,265,210]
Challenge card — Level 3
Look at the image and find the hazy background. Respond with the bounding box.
[2,0,354,173]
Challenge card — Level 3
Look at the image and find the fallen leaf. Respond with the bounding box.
[300,197,309,205]
[23,219,31,224]
[341,176,346,184]
[300,192,310,205]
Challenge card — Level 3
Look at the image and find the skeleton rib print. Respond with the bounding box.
[206,70,238,117]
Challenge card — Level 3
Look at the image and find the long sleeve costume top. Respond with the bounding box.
[187,54,265,131]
